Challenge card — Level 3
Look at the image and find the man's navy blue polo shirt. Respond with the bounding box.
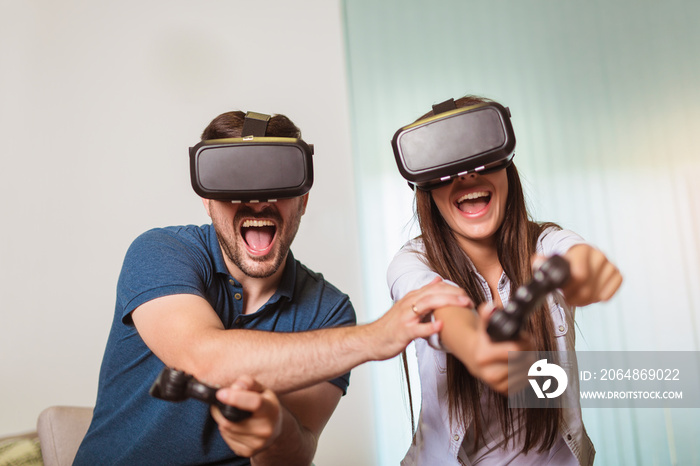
[74,224,356,465]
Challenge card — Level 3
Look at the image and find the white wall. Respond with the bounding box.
[0,1,376,464]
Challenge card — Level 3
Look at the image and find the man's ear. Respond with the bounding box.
[201,198,212,218]
[300,193,309,215]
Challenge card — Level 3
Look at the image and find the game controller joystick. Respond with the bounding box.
[486,255,570,342]
[150,367,252,422]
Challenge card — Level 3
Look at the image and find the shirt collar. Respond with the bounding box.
[208,224,231,277]
[275,252,296,302]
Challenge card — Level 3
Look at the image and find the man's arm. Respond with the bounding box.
[211,377,340,465]
[258,383,340,466]
[131,279,469,392]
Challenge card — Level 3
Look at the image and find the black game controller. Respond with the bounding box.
[150,367,252,422]
[486,255,570,342]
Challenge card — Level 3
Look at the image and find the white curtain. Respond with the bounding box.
[342,0,700,464]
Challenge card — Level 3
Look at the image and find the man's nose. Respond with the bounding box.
[241,200,278,212]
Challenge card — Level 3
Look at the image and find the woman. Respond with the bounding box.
[387,95,622,465]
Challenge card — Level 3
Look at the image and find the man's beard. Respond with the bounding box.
[215,203,303,279]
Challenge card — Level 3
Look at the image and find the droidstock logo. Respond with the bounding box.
[528,359,568,399]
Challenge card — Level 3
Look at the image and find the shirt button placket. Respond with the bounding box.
[228,277,243,301]
[229,277,244,327]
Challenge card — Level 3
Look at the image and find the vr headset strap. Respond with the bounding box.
[242,111,271,137]
[432,98,457,115]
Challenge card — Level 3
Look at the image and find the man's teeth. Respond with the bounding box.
[457,191,490,203]
[242,219,275,228]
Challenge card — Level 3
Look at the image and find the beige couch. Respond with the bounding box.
[36,406,93,466]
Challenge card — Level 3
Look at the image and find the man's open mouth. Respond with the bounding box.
[241,219,277,253]
[456,191,492,215]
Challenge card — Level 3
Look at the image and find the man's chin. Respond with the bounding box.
[240,268,277,279]
[238,254,284,279]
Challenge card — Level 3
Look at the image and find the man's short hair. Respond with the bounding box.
[201,111,301,140]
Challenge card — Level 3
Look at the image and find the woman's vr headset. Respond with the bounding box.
[391,98,516,190]
[189,112,314,202]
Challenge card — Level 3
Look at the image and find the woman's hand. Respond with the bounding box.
[562,244,623,307]
[450,303,535,394]
[211,376,282,458]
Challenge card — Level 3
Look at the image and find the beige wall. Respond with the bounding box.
[0,1,375,464]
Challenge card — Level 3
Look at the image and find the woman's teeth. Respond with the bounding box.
[456,191,490,203]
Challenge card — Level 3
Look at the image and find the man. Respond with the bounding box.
[74,110,469,465]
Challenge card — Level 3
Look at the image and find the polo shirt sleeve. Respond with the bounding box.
[116,228,211,325]
[323,295,356,396]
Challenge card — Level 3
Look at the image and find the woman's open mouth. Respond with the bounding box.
[455,191,492,215]
[240,219,277,255]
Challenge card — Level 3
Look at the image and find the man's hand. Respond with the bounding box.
[369,278,472,361]
[562,244,623,307]
[211,376,282,458]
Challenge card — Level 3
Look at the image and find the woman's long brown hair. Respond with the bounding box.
[410,96,561,453]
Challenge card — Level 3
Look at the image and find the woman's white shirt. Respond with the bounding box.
[387,228,595,466]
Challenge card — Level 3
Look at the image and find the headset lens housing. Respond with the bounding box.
[392,102,515,189]
[190,137,314,202]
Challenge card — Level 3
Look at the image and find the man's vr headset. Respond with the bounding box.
[391,98,516,190]
[190,111,314,202]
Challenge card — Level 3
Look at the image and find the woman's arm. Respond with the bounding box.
[388,239,534,394]
[435,303,534,394]
[562,244,623,307]
[539,228,623,307]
